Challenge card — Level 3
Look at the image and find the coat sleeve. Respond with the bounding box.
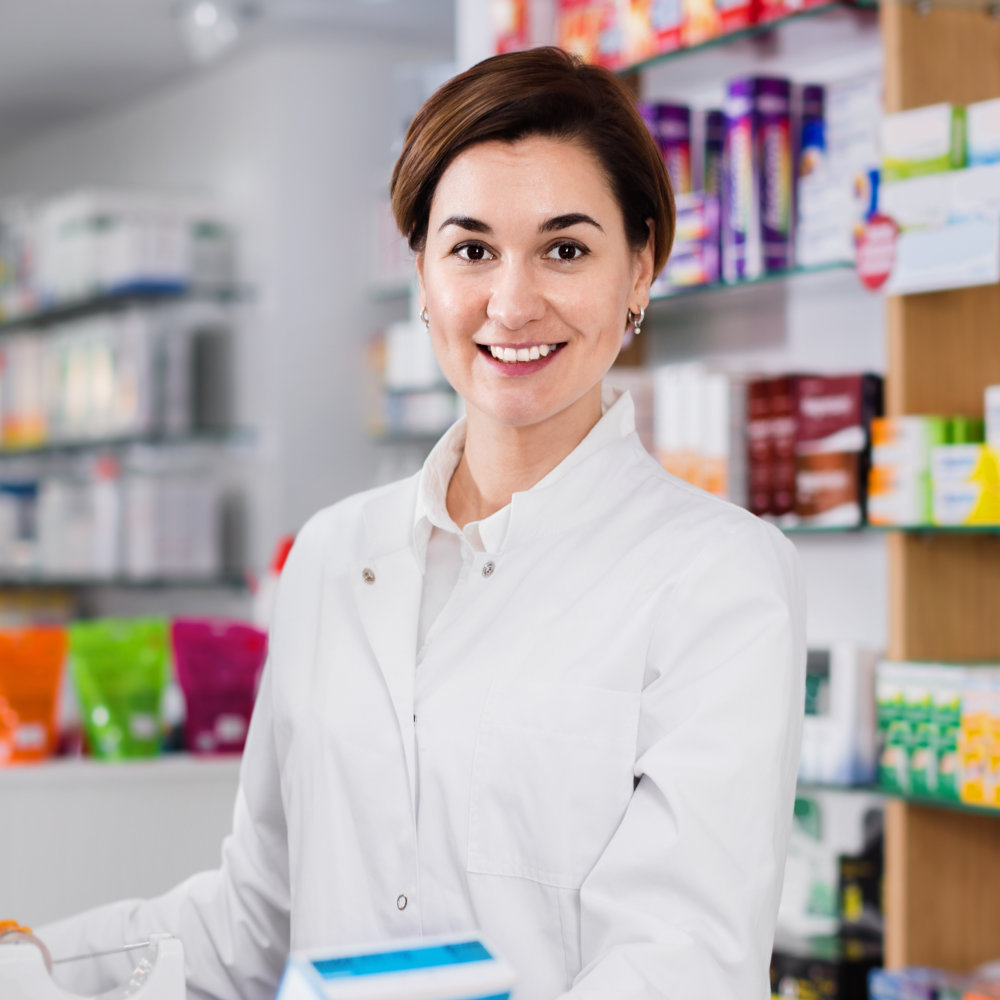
[559,518,806,999]
[36,655,291,1000]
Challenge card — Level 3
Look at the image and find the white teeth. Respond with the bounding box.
[486,344,560,363]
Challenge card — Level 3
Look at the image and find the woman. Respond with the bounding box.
[37,47,804,999]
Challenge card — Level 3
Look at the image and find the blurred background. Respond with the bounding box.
[2,3,1000,998]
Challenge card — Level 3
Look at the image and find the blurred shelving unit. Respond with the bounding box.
[594,0,1000,975]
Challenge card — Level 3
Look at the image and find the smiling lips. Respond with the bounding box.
[481,343,564,364]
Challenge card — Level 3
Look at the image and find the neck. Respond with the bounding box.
[446,389,603,529]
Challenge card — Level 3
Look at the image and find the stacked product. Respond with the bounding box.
[0,190,233,319]
[554,0,831,67]
[640,104,722,292]
[869,386,1000,527]
[747,372,882,527]
[0,303,227,451]
[876,660,1000,809]
[799,644,879,786]
[877,98,1000,294]
[0,460,226,581]
[870,968,1000,998]
[370,316,461,440]
[651,363,747,505]
[722,76,793,281]
[795,73,882,268]
[0,617,266,765]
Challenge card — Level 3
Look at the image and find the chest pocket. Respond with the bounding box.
[467,679,640,890]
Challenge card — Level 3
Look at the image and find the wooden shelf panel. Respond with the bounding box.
[887,286,1000,418]
[888,532,1000,662]
[886,799,1000,970]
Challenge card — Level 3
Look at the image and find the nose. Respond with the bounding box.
[486,258,546,332]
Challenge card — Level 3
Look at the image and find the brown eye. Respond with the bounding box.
[455,243,493,262]
[547,242,587,262]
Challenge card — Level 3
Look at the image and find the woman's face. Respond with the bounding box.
[416,135,653,440]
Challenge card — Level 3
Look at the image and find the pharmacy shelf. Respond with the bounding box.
[619,0,877,76]
[0,753,242,787]
[799,780,1000,820]
[0,574,248,590]
[650,261,856,305]
[0,427,255,460]
[784,522,1000,536]
[0,284,248,334]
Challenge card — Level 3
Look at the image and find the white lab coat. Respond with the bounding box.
[40,392,805,1000]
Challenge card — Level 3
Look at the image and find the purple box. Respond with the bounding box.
[704,108,725,195]
[723,77,793,281]
[655,103,692,196]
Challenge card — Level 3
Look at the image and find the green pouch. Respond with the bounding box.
[68,619,170,760]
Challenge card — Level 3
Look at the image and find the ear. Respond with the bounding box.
[415,251,427,313]
[629,220,655,308]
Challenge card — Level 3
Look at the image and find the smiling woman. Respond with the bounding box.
[35,46,806,1000]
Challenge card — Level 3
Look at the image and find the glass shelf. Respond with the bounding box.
[0,284,248,334]
[783,522,1000,536]
[619,1,876,76]
[0,428,255,460]
[0,574,248,590]
[650,261,856,305]
[799,781,1000,819]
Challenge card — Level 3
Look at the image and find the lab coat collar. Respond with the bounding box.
[411,384,637,562]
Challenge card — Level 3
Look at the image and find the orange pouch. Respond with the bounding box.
[0,628,68,764]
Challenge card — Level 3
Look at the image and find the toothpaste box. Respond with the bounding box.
[881,103,967,182]
[968,96,1000,166]
[276,935,515,1000]
[793,373,883,528]
[931,443,1000,526]
[722,76,793,281]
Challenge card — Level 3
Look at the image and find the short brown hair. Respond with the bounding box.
[390,47,675,276]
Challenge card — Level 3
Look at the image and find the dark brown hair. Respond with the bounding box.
[390,46,675,275]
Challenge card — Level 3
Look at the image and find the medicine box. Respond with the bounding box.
[275,935,515,1000]
[881,103,966,181]
[967,96,1000,166]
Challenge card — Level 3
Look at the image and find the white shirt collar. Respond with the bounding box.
[412,384,635,568]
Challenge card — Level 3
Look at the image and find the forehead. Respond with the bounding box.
[428,135,621,224]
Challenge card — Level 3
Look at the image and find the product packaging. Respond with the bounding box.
[931,437,1000,528]
[881,103,967,182]
[875,661,911,794]
[722,76,793,281]
[556,0,605,63]
[171,619,267,755]
[745,375,798,522]
[276,935,515,1000]
[967,96,1000,166]
[868,416,947,527]
[67,618,170,759]
[703,108,726,196]
[490,0,531,53]
[660,191,720,289]
[0,627,68,764]
[771,934,882,1000]
[654,103,693,195]
[799,644,879,786]
[793,373,883,527]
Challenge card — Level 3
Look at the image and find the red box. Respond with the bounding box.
[557,0,604,63]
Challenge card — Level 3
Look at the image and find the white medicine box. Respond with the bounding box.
[275,934,515,1000]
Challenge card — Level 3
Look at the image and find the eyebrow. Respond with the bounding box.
[438,212,605,235]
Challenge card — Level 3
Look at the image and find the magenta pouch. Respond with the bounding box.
[171,619,267,755]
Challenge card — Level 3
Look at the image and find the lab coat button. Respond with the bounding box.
[362,568,375,585]
[482,560,495,578]
[396,894,408,911]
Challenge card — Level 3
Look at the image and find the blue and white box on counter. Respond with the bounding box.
[275,934,515,1000]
